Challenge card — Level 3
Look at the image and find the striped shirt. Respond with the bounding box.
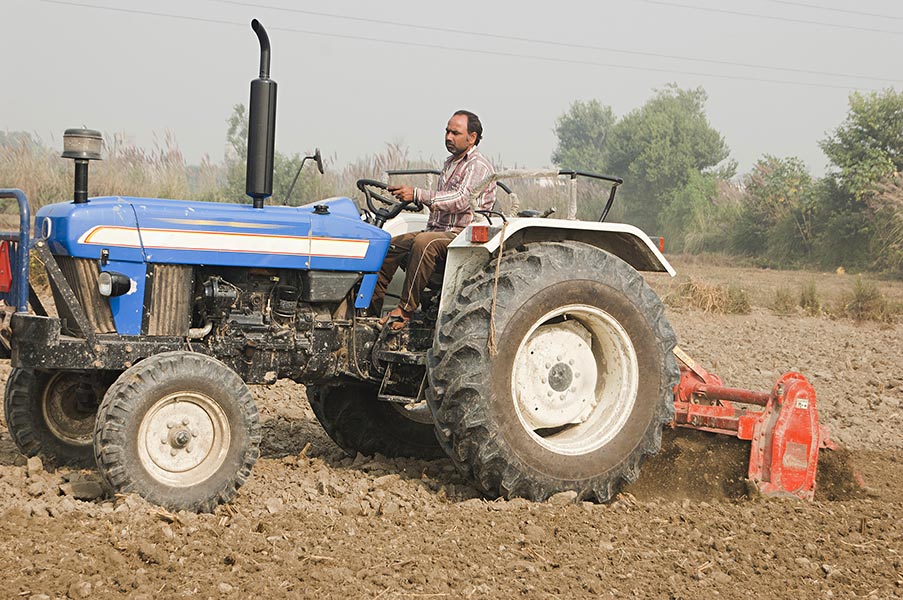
[413,147,496,233]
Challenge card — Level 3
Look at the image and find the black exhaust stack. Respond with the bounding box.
[246,19,277,208]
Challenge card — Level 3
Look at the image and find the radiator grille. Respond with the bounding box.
[54,256,116,334]
[146,264,193,336]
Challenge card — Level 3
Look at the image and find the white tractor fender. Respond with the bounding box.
[438,218,675,316]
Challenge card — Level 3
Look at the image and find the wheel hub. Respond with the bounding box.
[138,392,230,487]
[511,304,639,455]
[172,429,191,448]
[547,362,573,392]
[42,373,97,447]
[513,320,598,430]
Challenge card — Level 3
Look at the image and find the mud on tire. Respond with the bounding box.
[94,352,260,512]
[4,368,113,468]
[308,383,445,459]
[427,241,678,502]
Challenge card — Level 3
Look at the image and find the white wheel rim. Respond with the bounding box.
[511,304,639,455]
[137,392,231,487]
[41,372,95,447]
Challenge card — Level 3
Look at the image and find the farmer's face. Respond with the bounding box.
[445,114,476,157]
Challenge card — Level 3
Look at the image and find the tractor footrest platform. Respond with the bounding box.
[373,349,426,365]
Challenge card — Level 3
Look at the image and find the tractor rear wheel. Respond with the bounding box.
[427,241,678,501]
[308,383,445,459]
[94,352,260,512]
[4,369,112,468]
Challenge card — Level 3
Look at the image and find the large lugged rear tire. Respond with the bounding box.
[94,352,260,512]
[4,369,111,468]
[427,241,678,502]
[308,383,445,459]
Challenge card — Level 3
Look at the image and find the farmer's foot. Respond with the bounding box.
[378,307,412,331]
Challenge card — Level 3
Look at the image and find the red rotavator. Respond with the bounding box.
[671,346,836,500]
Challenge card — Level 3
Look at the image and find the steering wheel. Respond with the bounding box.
[356,179,422,228]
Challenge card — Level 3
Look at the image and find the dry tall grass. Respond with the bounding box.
[664,278,751,314]
[835,276,901,323]
[0,131,218,209]
[0,133,68,209]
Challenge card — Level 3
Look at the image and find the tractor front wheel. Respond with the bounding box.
[94,352,260,512]
[4,369,112,468]
[427,241,678,501]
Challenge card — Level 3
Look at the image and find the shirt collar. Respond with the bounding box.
[446,145,478,166]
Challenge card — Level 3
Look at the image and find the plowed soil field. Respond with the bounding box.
[0,258,900,599]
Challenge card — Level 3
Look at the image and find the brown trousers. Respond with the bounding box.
[371,231,457,313]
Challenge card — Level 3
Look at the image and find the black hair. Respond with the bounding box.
[453,110,483,145]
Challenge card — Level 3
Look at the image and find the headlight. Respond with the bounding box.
[98,271,131,297]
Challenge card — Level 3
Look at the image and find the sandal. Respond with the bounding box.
[378,307,412,332]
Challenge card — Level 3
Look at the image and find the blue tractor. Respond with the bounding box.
[0,21,677,511]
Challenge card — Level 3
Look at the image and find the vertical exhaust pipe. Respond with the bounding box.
[246,19,277,208]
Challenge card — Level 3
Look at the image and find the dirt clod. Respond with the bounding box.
[26,456,43,477]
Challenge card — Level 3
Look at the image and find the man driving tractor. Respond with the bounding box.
[370,110,496,331]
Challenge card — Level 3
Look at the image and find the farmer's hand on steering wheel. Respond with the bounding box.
[388,185,415,203]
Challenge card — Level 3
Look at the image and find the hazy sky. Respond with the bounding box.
[5,0,903,179]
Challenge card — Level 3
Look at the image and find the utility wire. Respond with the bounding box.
[39,0,882,91]
[760,0,903,21]
[210,0,902,84]
[636,0,903,35]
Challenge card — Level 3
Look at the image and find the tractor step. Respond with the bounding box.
[377,362,427,405]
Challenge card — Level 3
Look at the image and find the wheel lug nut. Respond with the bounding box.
[170,449,178,457]
[166,422,175,429]
[182,418,189,426]
[547,391,553,397]
[569,359,574,366]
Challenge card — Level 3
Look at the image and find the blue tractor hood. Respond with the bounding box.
[37,196,390,273]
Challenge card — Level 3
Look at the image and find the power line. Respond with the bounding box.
[209,0,902,84]
[636,0,903,35]
[760,0,903,21]
[39,0,881,92]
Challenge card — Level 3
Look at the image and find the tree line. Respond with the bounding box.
[2,90,902,275]
[551,85,903,275]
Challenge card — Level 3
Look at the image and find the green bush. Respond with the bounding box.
[799,281,822,316]
[772,287,797,315]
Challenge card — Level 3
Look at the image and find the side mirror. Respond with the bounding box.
[285,148,326,203]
